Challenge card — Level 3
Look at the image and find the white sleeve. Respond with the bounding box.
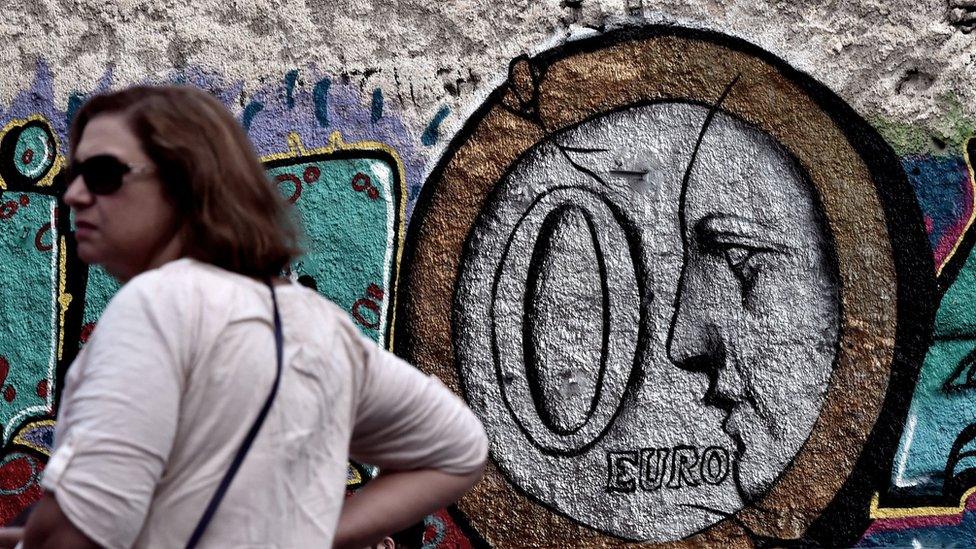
[41,273,188,549]
[343,318,488,475]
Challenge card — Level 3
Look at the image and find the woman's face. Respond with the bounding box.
[64,113,184,281]
[666,113,840,501]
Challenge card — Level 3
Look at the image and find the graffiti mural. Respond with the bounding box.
[0,114,75,525]
[396,26,937,546]
[263,131,405,346]
[2,19,976,548]
[0,117,64,438]
[860,137,976,546]
[79,130,408,348]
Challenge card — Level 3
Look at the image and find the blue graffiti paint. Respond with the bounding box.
[903,154,970,257]
[371,88,384,123]
[65,92,85,127]
[284,69,299,110]
[242,100,264,132]
[313,78,331,128]
[421,106,450,147]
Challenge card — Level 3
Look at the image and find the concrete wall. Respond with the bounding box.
[1,1,976,546]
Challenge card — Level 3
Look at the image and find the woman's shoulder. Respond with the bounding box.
[130,257,283,295]
[120,257,358,327]
[103,258,249,319]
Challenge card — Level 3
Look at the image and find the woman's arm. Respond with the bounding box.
[29,276,187,548]
[333,466,483,549]
[0,527,22,548]
[21,493,98,549]
[336,317,489,549]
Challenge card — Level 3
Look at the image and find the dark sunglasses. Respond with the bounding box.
[66,154,155,195]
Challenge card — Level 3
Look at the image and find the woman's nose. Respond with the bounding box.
[63,174,92,210]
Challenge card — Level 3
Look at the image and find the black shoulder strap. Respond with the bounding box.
[185,280,284,549]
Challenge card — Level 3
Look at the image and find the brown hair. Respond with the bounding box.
[69,85,302,278]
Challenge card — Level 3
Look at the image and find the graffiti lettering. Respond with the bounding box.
[606,446,730,493]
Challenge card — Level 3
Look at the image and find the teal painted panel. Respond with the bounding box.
[267,152,401,344]
[936,244,976,339]
[79,151,402,348]
[894,339,976,489]
[894,238,976,493]
[80,265,120,344]
[0,193,57,443]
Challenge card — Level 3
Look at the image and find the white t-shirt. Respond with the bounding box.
[41,258,487,548]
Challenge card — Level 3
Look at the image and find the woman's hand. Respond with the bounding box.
[0,527,23,548]
[333,466,484,549]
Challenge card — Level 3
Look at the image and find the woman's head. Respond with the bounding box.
[64,85,300,281]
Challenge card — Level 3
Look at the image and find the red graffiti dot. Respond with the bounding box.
[18,194,29,207]
[36,380,48,399]
[0,201,18,220]
[4,385,15,403]
[365,283,384,300]
[0,356,8,386]
[79,322,95,344]
[351,172,380,201]
[351,283,385,329]
[275,173,302,204]
[34,223,52,252]
[352,299,381,329]
[21,148,33,165]
[303,166,320,184]
[0,455,35,492]
[351,172,370,191]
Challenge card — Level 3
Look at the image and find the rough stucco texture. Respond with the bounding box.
[2,1,976,547]
[1,0,975,151]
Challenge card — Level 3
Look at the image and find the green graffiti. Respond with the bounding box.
[80,132,405,349]
[264,133,404,345]
[895,223,976,494]
[0,193,57,443]
[81,265,120,341]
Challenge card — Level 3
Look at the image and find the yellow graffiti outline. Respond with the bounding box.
[346,463,363,487]
[57,235,71,362]
[936,136,976,276]
[11,419,56,457]
[870,487,976,519]
[0,115,65,191]
[260,131,408,351]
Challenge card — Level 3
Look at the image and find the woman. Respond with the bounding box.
[7,86,487,548]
